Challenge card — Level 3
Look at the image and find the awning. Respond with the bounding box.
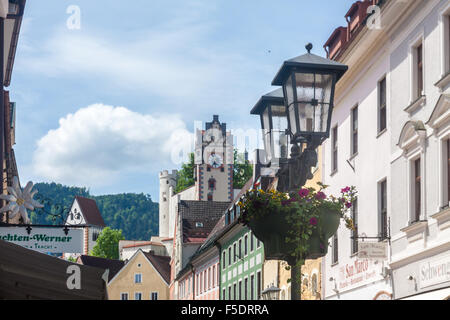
[400,287,450,300]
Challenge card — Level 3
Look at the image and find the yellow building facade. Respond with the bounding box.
[107,249,170,300]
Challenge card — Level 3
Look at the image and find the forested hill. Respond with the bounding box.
[30,182,159,241]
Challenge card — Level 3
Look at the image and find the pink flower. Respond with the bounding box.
[298,188,309,198]
[315,192,326,200]
[341,187,351,193]
[309,217,318,226]
[345,202,352,208]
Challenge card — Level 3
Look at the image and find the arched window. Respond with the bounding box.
[311,274,318,295]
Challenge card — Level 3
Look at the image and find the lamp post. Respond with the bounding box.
[251,43,348,300]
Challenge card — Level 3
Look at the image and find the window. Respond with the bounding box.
[250,233,254,252]
[204,271,206,292]
[311,274,318,295]
[416,43,424,98]
[207,193,213,201]
[380,180,388,239]
[228,247,232,265]
[250,274,255,300]
[238,239,242,259]
[233,243,237,263]
[412,41,424,100]
[239,280,242,300]
[257,271,262,300]
[151,292,158,300]
[208,178,216,190]
[332,234,338,264]
[233,283,237,300]
[442,138,450,208]
[378,77,387,133]
[222,288,226,300]
[332,126,338,172]
[228,286,231,300]
[223,251,226,269]
[134,292,142,300]
[92,231,99,241]
[414,158,421,222]
[121,293,128,300]
[245,278,248,300]
[212,266,215,287]
[244,235,248,255]
[351,198,358,255]
[351,106,358,155]
[134,273,142,284]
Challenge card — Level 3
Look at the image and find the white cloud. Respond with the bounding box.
[32,104,193,188]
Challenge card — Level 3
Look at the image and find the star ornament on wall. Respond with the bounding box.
[0,177,44,224]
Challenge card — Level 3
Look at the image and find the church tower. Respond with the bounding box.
[195,115,233,202]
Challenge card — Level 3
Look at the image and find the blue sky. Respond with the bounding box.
[10,0,357,201]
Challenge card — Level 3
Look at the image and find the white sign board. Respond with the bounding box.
[358,242,387,259]
[0,227,83,253]
[420,255,450,289]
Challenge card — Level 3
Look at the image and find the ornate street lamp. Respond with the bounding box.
[250,88,289,168]
[260,285,281,300]
[249,44,348,300]
[271,43,348,193]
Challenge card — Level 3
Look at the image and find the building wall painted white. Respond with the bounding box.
[388,0,450,300]
[322,0,450,300]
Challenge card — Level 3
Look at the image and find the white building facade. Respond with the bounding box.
[322,0,450,300]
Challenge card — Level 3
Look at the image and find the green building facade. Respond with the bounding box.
[218,205,264,300]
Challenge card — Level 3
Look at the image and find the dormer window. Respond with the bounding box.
[196,222,204,228]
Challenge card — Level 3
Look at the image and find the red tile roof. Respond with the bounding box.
[122,241,164,249]
[75,196,106,227]
[77,255,124,282]
[142,251,171,284]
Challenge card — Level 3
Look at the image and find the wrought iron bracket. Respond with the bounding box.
[276,137,321,193]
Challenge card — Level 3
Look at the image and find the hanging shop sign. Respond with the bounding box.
[358,242,388,259]
[0,226,83,253]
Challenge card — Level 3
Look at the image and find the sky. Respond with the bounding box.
[9,0,357,201]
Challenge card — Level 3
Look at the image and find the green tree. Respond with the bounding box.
[175,152,196,193]
[90,227,125,260]
[233,150,253,189]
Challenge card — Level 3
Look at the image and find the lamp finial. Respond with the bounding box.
[306,43,313,53]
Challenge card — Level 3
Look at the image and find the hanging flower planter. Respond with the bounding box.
[239,184,356,265]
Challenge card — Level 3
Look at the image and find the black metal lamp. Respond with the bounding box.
[272,43,348,145]
[261,285,281,300]
[251,88,289,167]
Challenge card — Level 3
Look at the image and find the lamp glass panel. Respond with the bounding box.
[288,104,297,136]
[271,104,289,161]
[262,108,272,161]
[315,73,333,104]
[285,74,295,106]
[297,103,330,134]
[295,72,315,103]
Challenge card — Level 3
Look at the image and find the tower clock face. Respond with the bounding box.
[208,153,223,168]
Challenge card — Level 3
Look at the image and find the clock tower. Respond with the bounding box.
[194,115,233,202]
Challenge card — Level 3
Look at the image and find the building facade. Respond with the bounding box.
[322,0,393,300]
[108,249,170,300]
[322,0,450,300]
[388,0,450,300]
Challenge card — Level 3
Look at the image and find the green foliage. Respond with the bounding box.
[90,227,125,260]
[175,153,196,194]
[31,183,159,240]
[67,256,78,263]
[233,150,253,189]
